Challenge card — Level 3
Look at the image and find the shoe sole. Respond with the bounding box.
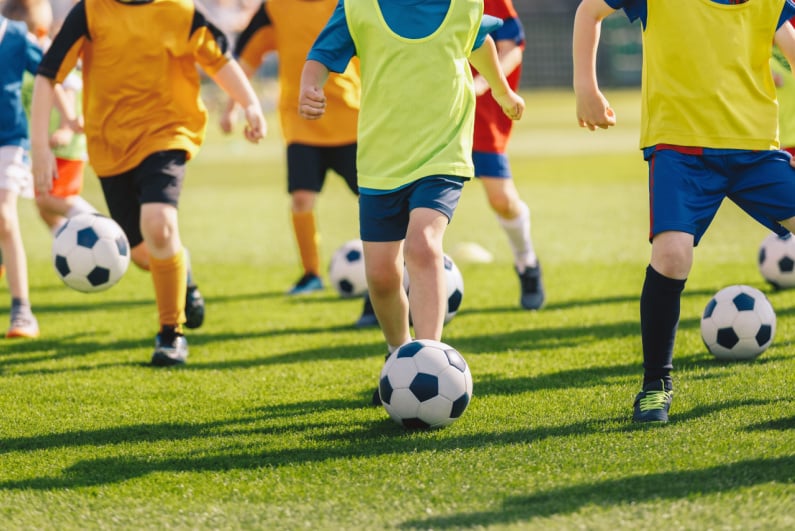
[151,353,186,367]
[6,330,39,339]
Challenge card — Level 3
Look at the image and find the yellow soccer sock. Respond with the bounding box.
[149,249,187,332]
[291,210,320,276]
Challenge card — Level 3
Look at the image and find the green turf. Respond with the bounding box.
[1,89,794,529]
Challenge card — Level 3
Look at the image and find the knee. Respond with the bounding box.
[487,192,514,218]
[140,207,178,250]
[403,236,441,271]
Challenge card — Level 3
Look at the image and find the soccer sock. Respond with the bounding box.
[66,197,99,218]
[183,247,195,287]
[149,249,187,333]
[291,210,320,276]
[640,265,686,390]
[497,201,537,271]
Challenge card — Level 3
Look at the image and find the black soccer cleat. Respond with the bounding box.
[184,285,205,329]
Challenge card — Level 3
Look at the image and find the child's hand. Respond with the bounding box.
[493,89,525,121]
[299,86,327,119]
[576,90,616,130]
[242,104,266,143]
[31,146,57,195]
[49,127,74,148]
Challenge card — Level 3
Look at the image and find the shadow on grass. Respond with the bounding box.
[0,395,784,490]
[399,455,795,529]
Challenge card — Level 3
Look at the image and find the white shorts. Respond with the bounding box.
[0,145,34,199]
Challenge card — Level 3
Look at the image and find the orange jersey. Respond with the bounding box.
[236,0,359,146]
[38,0,231,176]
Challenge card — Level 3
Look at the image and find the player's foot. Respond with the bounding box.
[632,380,673,423]
[184,285,205,329]
[355,295,379,328]
[287,273,324,295]
[517,262,545,310]
[151,332,188,366]
[6,309,39,338]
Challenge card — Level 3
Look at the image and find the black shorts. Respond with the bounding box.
[99,150,187,247]
[286,142,358,195]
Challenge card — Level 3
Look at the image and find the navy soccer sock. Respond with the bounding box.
[640,265,686,390]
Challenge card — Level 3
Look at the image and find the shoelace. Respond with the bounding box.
[638,390,671,412]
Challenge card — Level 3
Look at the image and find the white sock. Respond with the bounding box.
[497,200,536,271]
[66,197,99,218]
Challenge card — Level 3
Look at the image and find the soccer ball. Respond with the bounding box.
[52,213,131,293]
[378,339,473,429]
[700,285,776,360]
[328,239,368,298]
[758,232,795,289]
[403,254,464,323]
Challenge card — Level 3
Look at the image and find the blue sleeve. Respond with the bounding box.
[605,0,647,26]
[779,0,795,29]
[473,14,503,50]
[25,35,43,75]
[306,0,356,74]
[491,16,524,46]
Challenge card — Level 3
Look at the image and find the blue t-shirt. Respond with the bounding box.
[606,0,795,29]
[0,17,43,149]
[309,0,502,73]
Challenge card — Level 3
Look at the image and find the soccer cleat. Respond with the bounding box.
[151,333,189,366]
[6,311,39,339]
[632,380,674,423]
[184,285,205,329]
[287,273,324,295]
[517,262,545,310]
[355,295,379,328]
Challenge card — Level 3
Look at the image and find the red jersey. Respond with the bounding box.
[472,0,524,154]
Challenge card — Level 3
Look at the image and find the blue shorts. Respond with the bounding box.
[473,151,511,179]
[359,176,465,242]
[647,148,795,245]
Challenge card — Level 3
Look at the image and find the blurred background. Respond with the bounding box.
[37,0,642,90]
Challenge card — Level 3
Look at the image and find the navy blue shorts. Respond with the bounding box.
[286,143,358,195]
[648,148,795,245]
[473,151,511,179]
[100,150,186,248]
[359,176,465,242]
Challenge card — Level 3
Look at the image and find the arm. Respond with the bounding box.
[30,76,58,194]
[299,59,331,120]
[220,59,257,134]
[572,0,617,130]
[468,35,524,121]
[211,60,267,143]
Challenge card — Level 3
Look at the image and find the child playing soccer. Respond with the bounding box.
[30,0,267,365]
[573,0,795,422]
[219,0,360,296]
[300,0,524,402]
[0,13,43,338]
[354,0,542,328]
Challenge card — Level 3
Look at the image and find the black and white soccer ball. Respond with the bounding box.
[700,285,776,360]
[328,239,368,298]
[403,254,464,323]
[758,232,795,289]
[378,339,473,429]
[52,213,130,293]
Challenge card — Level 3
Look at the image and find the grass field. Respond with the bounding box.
[1,89,794,529]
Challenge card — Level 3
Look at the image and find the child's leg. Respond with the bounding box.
[642,231,693,388]
[362,240,411,348]
[403,207,450,341]
[140,202,187,332]
[481,177,537,269]
[0,189,30,302]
